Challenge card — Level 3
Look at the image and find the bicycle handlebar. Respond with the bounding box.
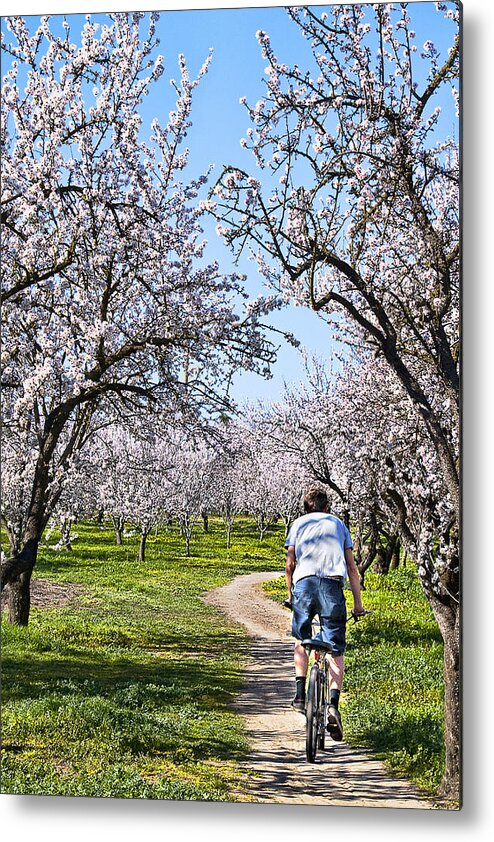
[347,608,373,623]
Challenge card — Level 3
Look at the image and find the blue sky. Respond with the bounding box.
[2,2,460,405]
[140,2,458,405]
[147,6,340,404]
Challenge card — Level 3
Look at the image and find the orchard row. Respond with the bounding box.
[1,5,459,799]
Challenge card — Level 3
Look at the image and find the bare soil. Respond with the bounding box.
[0,578,84,613]
[203,571,435,809]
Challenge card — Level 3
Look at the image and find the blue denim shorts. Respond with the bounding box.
[291,575,347,655]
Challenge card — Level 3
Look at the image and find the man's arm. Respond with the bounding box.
[345,547,364,615]
[286,546,296,600]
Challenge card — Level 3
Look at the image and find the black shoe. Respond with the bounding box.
[291,696,306,713]
[326,704,343,740]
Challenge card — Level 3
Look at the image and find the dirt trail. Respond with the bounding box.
[203,571,433,809]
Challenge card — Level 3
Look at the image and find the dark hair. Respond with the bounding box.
[303,487,329,513]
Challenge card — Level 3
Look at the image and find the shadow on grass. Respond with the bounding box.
[345,700,444,791]
[2,645,239,702]
[359,711,443,754]
[2,647,247,763]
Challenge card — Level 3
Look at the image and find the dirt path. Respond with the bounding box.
[203,571,434,809]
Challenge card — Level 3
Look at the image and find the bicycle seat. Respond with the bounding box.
[301,638,336,654]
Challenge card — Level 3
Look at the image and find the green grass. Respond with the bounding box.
[2,520,445,801]
[263,569,444,795]
[1,518,284,799]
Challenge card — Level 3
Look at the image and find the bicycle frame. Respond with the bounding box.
[302,611,372,762]
[303,617,334,762]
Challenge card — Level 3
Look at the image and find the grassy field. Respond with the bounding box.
[1,518,283,799]
[1,518,444,799]
[264,569,445,792]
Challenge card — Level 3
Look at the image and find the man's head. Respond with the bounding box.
[303,487,329,514]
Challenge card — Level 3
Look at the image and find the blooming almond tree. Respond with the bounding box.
[235,426,286,542]
[345,355,459,799]
[268,351,459,802]
[213,2,460,800]
[264,453,308,537]
[214,2,459,515]
[92,426,172,562]
[248,359,354,525]
[0,12,275,623]
[92,427,134,545]
[167,438,216,557]
[208,432,246,549]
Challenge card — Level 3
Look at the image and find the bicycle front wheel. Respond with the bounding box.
[305,664,320,763]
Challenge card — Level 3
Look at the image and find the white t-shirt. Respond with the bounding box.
[285,511,353,585]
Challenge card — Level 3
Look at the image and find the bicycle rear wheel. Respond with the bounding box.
[305,664,320,763]
[317,675,326,751]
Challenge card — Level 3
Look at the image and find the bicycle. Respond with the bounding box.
[284,600,371,763]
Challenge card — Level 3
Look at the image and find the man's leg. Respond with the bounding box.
[291,641,308,711]
[290,578,316,711]
[293,648,344,716]
[294,640,308,677]
[327,654,344,691]
[319,580,346,739]
[326,655,345,740]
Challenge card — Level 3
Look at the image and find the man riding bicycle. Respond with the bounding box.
[285,487,365,741]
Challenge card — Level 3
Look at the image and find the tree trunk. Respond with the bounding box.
[358,546,376,588]
[440,624,461,803]
[60,518,73,551]
[1,535,39,625]
[422,587,461,804]
[6,570,32,625]
[202,511,209,533]
[112,515,124,545]
[6,533,20,559]
[139,530,148,563]
[1,445,48,626]
[390,538,401,570]
[1,401,89,625]
[374,533,398,575]
[223,504,234,548]
[357,514,379,586]
[225,521,232,549]
[258,513,267,542]
[353,513,364,568]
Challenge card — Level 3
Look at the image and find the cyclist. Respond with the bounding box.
[285,486,365,741]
